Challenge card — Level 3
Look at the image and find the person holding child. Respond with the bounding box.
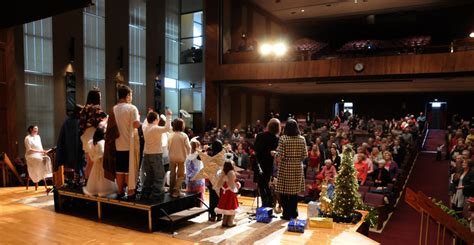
[215,155,241,227]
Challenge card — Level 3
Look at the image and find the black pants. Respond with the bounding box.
[208,184,219,218]
[279,193,298,219]
[257,174,273,207]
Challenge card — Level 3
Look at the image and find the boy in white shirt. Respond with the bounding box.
[113,84,141,198]
[141,109,172,199]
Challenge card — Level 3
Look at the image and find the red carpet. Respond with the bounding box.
[369,130,450,244]
[424,129,446,152]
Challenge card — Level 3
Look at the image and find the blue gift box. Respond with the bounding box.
[287,219,307,233]
[256,207,273,223]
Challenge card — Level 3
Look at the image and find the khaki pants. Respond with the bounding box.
[169,161,185,193]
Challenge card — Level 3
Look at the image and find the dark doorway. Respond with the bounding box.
[427,101,447,129]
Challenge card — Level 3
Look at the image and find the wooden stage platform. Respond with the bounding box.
[55,186,207,232]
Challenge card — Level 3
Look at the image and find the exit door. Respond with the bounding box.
[427,101,447,129]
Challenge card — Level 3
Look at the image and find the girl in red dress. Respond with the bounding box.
[215,158,241,227]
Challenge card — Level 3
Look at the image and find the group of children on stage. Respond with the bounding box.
[81,107,240,227]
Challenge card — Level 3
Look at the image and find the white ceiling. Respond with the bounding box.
[251,0,465,21]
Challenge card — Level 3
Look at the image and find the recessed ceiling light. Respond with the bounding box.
[301,9,305,12]
[268,83,272,86]
[470,32,474,38]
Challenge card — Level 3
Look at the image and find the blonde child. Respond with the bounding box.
[185,139,205,204]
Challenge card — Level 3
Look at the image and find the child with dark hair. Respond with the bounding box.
[141,109,172,199]
[83,127,117,197]
[207,139,223,221]
[215,156,241,227]
[80,87,105,181]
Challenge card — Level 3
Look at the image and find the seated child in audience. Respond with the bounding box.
[185,139,205,205]
[307,174,324,200]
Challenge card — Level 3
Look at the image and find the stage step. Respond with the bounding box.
[158,207,208,233]
[158,207,207,222]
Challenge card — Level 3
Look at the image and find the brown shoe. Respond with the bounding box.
[226,215,236,227]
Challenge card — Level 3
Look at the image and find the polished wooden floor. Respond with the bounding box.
[0,186,377,244]
[0,186,192,244]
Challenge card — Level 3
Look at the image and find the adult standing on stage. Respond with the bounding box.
[80,88,105,180]
[254,118,280,208]
[274,119,307,220]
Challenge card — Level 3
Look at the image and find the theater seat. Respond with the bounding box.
[364,192,385,208]
[359,185,370,193]
[358,190,366,200]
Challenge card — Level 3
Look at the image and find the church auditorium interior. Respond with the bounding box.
[1,0,474,244]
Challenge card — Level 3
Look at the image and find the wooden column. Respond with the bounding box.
[52,9,84,142]
[105,0,129,111]
[0,28,18,158]
[204,0,220,126]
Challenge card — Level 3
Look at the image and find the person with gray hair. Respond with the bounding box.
[373,159,391,187]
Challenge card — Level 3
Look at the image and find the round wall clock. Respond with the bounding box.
[354,63,364,72]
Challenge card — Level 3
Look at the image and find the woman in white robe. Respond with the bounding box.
[24,125,52,191]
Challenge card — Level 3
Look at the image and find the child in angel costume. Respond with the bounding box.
[214,154,241,227]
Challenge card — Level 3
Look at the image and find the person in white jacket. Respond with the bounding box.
[141,109,172,199]
[168,118,191,197]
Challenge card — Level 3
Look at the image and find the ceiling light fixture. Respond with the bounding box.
[259,43,273,55]
[301,9,305,12]
[470,32,474,38]
[273,43,288,56]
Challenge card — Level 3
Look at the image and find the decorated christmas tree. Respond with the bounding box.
[331,144,363,222]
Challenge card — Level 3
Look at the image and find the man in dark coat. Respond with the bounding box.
[55,105,85,185]
[253,118,280,208]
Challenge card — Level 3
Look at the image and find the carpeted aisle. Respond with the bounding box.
[370,130,450,244]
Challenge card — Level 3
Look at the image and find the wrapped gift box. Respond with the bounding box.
[308,217,334,229]
[287,219,307,233]
[256,207,273,223]
[307,201,320,218]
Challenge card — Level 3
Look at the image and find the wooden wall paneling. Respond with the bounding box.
[105,0,129,111]
[246,92,252,126]
[214,51,474,81]
[230,87,242,129]
[52,9,84,143]
[230,0,242,51]
[14,26,26,157]
[146,0,166,111]
[0,28,18,158]
[246,5,253,37]
[204,0,220,125]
